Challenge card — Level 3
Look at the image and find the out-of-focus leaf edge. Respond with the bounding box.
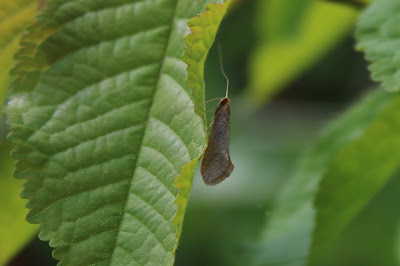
[355,0,400,92]
[6,2,61,206]
[6,0,58,186]
[0,1,41,264]
[253,89,394,266]
[0,1,38,107]
[8,1,59,94]
[309,92,400,265]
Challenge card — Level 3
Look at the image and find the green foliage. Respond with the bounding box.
[0,0,38,120]
[248,1,358,104]
[6,0,229,264]
[182,0,231,116]
[316,172,400,266]
[0,143,37,265]
[310,91,400,264]
[261,0,313,40]
[255,90,400,265]
[0,1,39,264]
[356,0,400,92]
[254,0,400,264]
[4,0,400,265]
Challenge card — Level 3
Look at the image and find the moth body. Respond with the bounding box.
[201,97,234,185]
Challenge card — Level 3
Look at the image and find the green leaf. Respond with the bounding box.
[316,172,400,266]
[397,221,400,264]
[6,0,230,264]
[0,1,39,263]
[0,143,38,265]
[255,89,398,265]
[309,92,400,264]
[248,1,358,104]
[356,0,400,92]
[259,0,312,40]
[182,1,231,117]
[0,0,38,119]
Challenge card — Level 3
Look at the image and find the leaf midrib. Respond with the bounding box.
[108,0,180,264]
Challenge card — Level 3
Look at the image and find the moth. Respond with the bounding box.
[200,45,234,185]
[201,97,234,185]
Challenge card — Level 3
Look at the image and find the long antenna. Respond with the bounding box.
[161,97,225,120]
[218,43,230,98]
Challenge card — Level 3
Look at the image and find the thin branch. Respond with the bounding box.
[322,0,368,9]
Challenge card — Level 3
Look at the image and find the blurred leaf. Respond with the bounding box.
[254,89,398,265]
[0,0,37,119]
[0,1,39,264]
[317,171,400,266]
[0,143,37,265]
[190,98,329,207]
[356,0,400,92]
[6,0,229,264]
[397,221,400,265]
[248,1,358,104]
[259,0,312,40]
[310,92,400,264]
[177,96,348,266]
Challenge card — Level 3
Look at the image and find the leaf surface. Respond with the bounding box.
[356,0,400,92]
[255,90,399,265]
[6,0,229,264]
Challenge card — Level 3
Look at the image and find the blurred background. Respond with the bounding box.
[4,0,394,265]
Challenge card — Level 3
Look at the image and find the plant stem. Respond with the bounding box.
[322,0,368,9]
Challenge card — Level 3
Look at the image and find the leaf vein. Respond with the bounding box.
[108,0,181,262]
[33,62,159,133]
[130,193,171,225]
[33,98,150,151]
[125,207,169,253]
[29,167,131,221]
[43,122,144,158]
[142,145,180,175]
[151,117,191,156]
[137,166,176,196]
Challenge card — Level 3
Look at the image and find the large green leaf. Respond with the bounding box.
[356,0,400,92]
[254,89,400,265]
[248,1,358,104]
[6,0,230,264]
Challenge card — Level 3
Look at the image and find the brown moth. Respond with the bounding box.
[201,97,234,185]
[200,44,234,185]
